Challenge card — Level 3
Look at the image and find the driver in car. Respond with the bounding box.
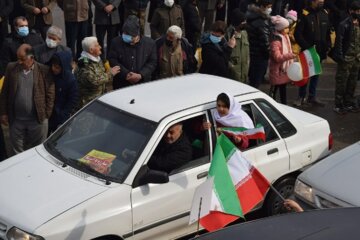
[148,122,192,174]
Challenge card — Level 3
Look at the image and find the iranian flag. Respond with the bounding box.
[299,46,322,79]
[190,134,270,232]
[221,125,266,142]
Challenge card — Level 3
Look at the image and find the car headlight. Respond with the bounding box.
[294,179,314,204]
[6,227,44,240]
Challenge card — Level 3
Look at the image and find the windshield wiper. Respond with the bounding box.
[45,142,70,168]
[71,159,112,185]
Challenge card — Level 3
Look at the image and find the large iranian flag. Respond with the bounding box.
[299,46,322,79]
[192,134,270,232]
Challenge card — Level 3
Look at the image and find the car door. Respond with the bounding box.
[130,112,212,240]
[210,100,290,184]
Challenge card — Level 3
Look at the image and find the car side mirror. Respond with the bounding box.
[132,165,169,188]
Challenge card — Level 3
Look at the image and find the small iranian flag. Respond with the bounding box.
[190,134,270,232]
[299,46,322,79]
[221,125,266,142]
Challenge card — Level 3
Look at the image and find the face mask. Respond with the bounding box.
[209,34,222,44]
[122,34,133,44]
[17,26,29,37]
[46,38,58,48]
[265,7,272,15]
[165,39,173,47]
[164,0,174,7]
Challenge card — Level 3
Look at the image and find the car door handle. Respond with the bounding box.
[197,171,208,179]
[267,148,279,155]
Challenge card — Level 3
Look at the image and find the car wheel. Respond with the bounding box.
[265,177,296,216]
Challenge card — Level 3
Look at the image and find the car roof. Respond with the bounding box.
[195,208,360,240]
[99,74,259,122]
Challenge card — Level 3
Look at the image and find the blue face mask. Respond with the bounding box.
[17,26,29,37]
[209,34,222,44]
[122,34,133,43]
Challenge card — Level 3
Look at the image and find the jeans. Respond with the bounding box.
[65,21,88,60]
[298,75,319,98]
[249,56,268,89]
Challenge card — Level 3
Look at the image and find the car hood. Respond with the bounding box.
[299,142,360,205]
[281,105,325,125]
[0,147,108,232]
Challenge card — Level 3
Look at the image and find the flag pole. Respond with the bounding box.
[269,184,286,201]
[196,197,203,236]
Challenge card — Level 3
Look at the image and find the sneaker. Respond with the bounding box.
[333,106,347,115]
[307,97,325,107]
[344,105,360,113]
[293,98,305,107]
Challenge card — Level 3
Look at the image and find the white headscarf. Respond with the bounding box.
[212,93,254,129]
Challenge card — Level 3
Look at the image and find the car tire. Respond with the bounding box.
[265,177,296,216]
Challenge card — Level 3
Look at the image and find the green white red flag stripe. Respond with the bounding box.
[221,125,266,141]
[299,46,322,79]
[197,134,270,232]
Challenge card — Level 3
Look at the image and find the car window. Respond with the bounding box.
[242,103,279,149]
[255,99,297,138]
[147,114,211,175]
[45,101,156,183]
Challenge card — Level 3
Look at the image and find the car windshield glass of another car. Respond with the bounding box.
[45,100,156,183]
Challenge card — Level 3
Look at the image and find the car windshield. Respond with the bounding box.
[45,100,156,183]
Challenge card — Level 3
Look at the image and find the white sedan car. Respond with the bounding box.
[0,74,332,240]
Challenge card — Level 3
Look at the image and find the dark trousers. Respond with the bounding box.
[249,56,268,88]
[0,126,7,161]
[298,75,319,99]
[65,20,88,60]
[0,20,9,48]
[34,16,50,40]
[215,2,226,21]
[198,0,215,32]
[270,84,287,104]
[95,24,119,60]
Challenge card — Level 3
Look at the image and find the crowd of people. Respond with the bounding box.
[0,0,359,161]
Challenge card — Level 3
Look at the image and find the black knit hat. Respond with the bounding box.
[122,15,140,37]
[231,9,246,26]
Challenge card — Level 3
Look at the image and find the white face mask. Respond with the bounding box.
[164,0,174,7]
[265,7,272,15]
[46,38,58,48]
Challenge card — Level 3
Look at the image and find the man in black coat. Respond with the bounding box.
[0,16,44,77]
[148,123,193,174]
[294,0,330,107]
[246,0,272,88]
[108,15,157,89]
